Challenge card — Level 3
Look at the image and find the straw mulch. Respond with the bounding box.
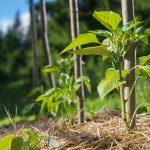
[50,109,150,150]
[1,109,150,149]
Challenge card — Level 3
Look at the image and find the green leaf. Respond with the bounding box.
[47,100,60,114]
[133,26,143,35]
[144,28,150,36]
[145,103,150,113]
[97,79,125,99]
[72,46,113,59]
[24,129,40,148]
[0,134,16,150]
[60,33,100,54]
[11,136,23,150]
[105,68,120,80]
[36,88,56,101]
[63,101,76,118]
[40,98,47,113]
[76,76,91,93]
[93,11,122,31]
[102,38,116,52]
[139,35,149,45]
[36,88,63,114]
[139,55,150,65]
[137,65,150,81]
[122,18,143,31]
[43,65,59,73]
[89,30,112,38]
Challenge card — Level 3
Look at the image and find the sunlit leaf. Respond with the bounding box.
[122,17,143,31]
[43,65,59,73]
[102,38,116,52]
[137,65,150,81]
[139,35,149,45]
[25,129,40,148]
[144,28,150,36]
[0,134,15,150]
[139,55,150,65]
[145,103,150,113]
[47,100,60,114]
[97,79,125,99]
[93,11,122,31]
[105,68,120,80]
[72,46,113,60]
[89,29,112,38]
[60,33,100,54]
[36,88,56,101]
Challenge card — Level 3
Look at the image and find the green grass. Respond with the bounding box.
[85,94,119,112]
[0,115,36,128]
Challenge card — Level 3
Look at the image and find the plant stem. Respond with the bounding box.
[119,60,129,132]
[120,85,129,132]
[130,103,144,128]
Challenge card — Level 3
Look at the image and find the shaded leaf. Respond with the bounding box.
[76,76,91,93]
[36,88,56,101]
[133,26,143,35]
[133,27,143,36]
[93,11,122,31]
[60,33,100,54]
[11,136,23,150]
[21,102,35,115]
[97,79,125,99]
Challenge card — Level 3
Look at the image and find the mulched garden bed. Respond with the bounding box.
[1,109,150,149]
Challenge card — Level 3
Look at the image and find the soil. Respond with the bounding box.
[1,108,150,150]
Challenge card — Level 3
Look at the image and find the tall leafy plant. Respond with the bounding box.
[60,11,150,131]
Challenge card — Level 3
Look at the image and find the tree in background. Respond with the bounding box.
[29,0,39,88]
[40,0,55,88]
[1,0,150,119]
[69,0,84,123]
[121,0,136,128]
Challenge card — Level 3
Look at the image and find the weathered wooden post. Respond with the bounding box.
[69,0,85,123]
[121,0,136,128]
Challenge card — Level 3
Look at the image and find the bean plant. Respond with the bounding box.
[60,11,150,131]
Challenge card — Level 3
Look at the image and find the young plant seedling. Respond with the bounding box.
[60,11,150,131]
[36,57,91,124]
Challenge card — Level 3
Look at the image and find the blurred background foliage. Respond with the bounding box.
[0,0,150,120]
